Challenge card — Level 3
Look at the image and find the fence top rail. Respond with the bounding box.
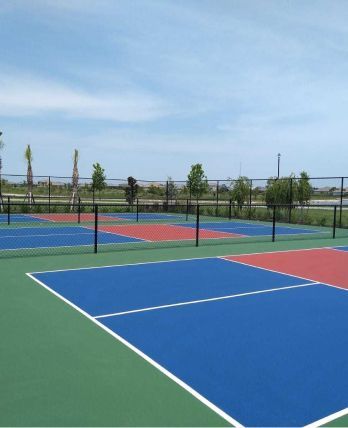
[2,173,348,182]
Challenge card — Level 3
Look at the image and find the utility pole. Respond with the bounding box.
[277,153,281,178]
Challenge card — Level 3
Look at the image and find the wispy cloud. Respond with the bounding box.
[0,73,171,122]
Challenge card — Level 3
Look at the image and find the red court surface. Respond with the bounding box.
[224,248,348,290]
[97,224,245,241]
[31,213,120,223]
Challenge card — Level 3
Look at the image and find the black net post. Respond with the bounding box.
[94,204,98,253]
[78,197,81,224]
[7,196,10,225]
[136,198,139,222]
[272,205,276,242]
[48,176,51,213]
[333,205,337,239]
[196,204,200,247]
[186,199,189,221]
[339,177,344,228]
[229,198,232,220]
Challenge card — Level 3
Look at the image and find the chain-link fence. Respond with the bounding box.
[0,199,347,258]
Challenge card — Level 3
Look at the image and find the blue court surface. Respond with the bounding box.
[0,226,142,250]
[178,221,320,236]
[0,213,49,223]
[29,257,348,427]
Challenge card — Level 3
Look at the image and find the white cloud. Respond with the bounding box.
[0,73,170,122]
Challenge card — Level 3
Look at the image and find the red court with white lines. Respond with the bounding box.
[97,224,245,241]
[224,247,348,290]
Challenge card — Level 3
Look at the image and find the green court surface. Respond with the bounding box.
[1,237,348,427]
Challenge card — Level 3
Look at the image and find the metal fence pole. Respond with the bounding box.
[94,204,98,253]
[229,198,232,220]
[249,179,252,220]
[272,205,276,242]
[196,204,200,247]
[186,199,189,221]
[48,176,51,213]
[136,198,139,222]
[333,205,337,239]
[7,196,10,225]
[78,197,81,224]
[165,180,169,207]
[216,181,219,217]
[288,178,293,223]
[339,177,344,228]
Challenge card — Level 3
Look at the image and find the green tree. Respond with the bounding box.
[187,164,208,201]
[167,176,178,201]
[297,171,312,206]
[265,174,297,207]
[230,176,251,209]
[125,176,138,205]
[70,149,79,207]
[92,163,106,197]
[24,144,34,205]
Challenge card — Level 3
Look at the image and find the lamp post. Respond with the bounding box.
[277,153,281,178]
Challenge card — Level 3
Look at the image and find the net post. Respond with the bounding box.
[78,197,81,224]
[272,205,276,242]
[7,196,10,225]
[339,177,344,228]
[186,199,189,221]
[229,198,232,220]
[196,204,200,247]
[136,198,139,222]
[94,204,98,253]
[333,205,337,239]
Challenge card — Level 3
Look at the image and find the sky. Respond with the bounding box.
[0,0,348,181]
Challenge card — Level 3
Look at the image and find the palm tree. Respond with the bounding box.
[0,132,4,211]
[69,149,79,209]
[24,144,35,206]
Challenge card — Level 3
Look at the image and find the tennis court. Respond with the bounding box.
[27,247,348,427]
[0,219,323,252]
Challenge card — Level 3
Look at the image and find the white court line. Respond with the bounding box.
[94,282,317,319]
[26,272,243,428]
[220,257,348,293]
[0,231,94,239]
[28,244,348,275]
[304,407,348,428]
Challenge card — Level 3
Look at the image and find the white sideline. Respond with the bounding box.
[304,407,348,428]
[94,282,317,319]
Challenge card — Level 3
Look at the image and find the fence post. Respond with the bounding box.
[339,177,344,228]
[216,181,219,217]
[288,178,293,223]
[272,205,276,242]
[229,198,232,220]
[333,205,337,239]
[78,197,81,224]
[249,179,252,219]
[48,176,51,213]
[94,204,98,253]
[7,196,10,225]
[186,199,189,221]
[136,198,139,222]
[165,180,169,208]
[196,204,200,247]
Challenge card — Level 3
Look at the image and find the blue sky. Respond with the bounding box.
[1,0,348,180]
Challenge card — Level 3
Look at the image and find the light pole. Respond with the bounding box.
[277,153,281,178]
